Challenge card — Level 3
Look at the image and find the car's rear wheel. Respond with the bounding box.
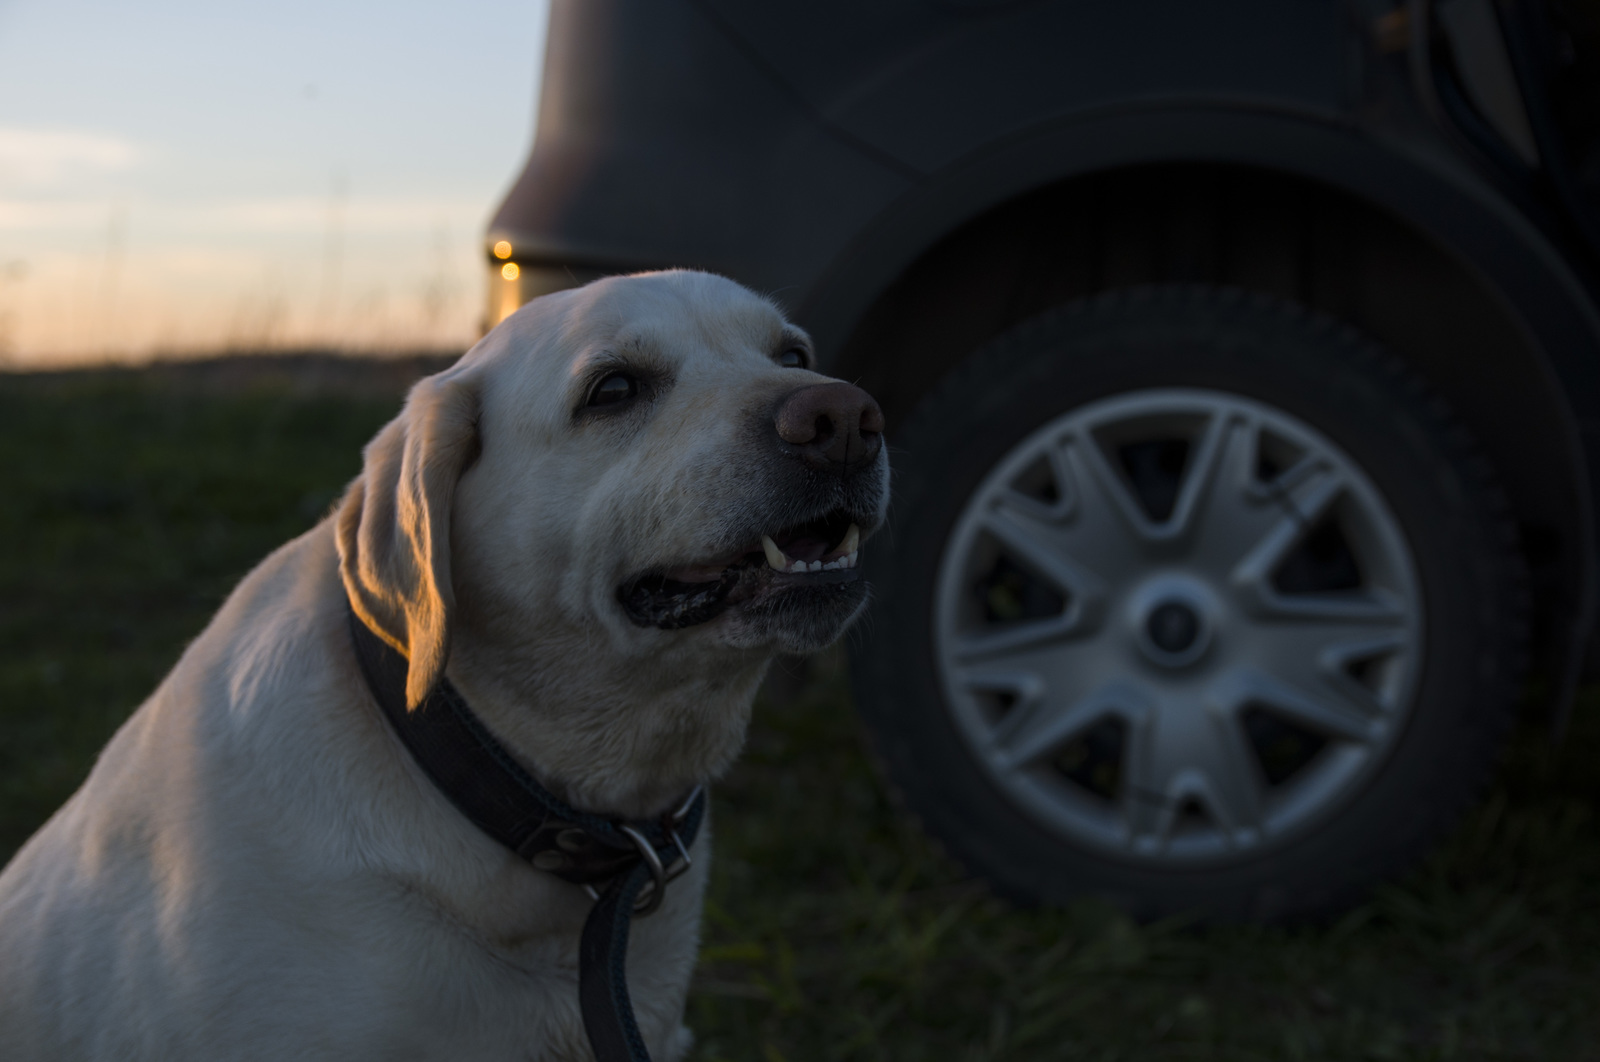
[852,287,1528,921]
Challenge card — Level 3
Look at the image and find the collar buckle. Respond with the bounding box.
[580,785,703,916]
[620,784,702,917]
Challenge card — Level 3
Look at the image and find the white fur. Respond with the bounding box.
[0,271,889,1061]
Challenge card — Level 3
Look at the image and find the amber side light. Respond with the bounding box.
[501,262,520,280]
[493,240,513,259]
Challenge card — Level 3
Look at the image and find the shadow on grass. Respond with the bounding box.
[1,365,1596,1061]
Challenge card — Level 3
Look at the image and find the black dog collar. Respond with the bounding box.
[347,605,705,1062]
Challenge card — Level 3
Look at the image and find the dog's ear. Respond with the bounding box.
[336,373,480,709]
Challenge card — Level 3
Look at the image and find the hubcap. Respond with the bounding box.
[1147,603,1199,654]
[1129,574,1216,669]
[934,389,1423,864]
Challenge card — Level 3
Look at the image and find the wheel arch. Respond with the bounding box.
[804,105,1598,721]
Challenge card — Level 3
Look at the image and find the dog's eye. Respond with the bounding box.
[588,373,639,407]
[778,349,807,369]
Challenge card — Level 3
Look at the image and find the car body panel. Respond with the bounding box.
[489,0,1600,711]
[695,0,1349,175]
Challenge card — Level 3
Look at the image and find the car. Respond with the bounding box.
[483,0,1600,921]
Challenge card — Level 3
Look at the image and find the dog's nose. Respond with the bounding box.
[775,382,884,470]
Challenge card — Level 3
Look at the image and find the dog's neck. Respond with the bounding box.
[444,619,771,821]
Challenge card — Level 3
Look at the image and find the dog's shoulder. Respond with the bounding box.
[0,521,397,1053]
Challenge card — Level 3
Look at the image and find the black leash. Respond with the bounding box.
[347,606,705,1062]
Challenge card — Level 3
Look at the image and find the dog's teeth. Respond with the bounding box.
[837,523,860,556]
[761,535,789,572]
[847,550,858,568]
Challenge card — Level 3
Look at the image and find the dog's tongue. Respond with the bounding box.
[773,531,830,563]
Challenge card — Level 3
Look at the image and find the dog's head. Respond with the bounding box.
[336,270,889,714]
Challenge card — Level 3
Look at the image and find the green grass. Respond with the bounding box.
[2,364,1598,1061]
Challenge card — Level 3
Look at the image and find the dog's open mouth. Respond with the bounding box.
[620,509,863,629]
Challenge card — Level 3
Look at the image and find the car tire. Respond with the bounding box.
[851,286,1529,922]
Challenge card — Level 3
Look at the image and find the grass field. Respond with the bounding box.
[1,362,1597,1061]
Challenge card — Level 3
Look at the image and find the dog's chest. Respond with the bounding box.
[353,857,706,1059]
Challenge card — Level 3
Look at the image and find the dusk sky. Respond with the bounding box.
[0,0,550,365]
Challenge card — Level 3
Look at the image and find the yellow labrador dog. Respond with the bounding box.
[0,271,889,1061]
